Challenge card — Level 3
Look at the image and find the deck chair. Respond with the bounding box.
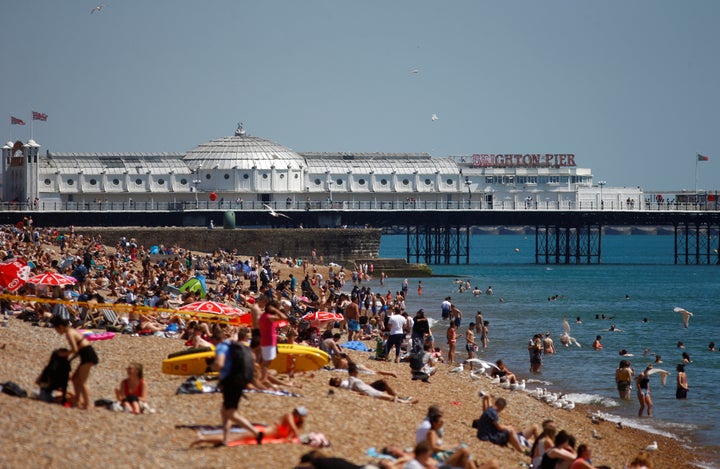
[98,307,121,328]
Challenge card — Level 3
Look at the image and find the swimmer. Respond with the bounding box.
[677,341,685,349]
[654,354,663,364]
[681,352,691,363]
[625,294,630,300]
[709,341,716,352]
[619,349,634,357]
[592,335,603,350]
[575,316,582,324]
[608,324,623,332]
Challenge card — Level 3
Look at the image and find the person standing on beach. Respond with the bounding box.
[385,308,406,363]
[465,323,478,363]
[635,365,654,417]
[676,364,688,399]
[258,293,289,382]
[446,322,457,364]
[345,296,360,342]
[51,317,98,410]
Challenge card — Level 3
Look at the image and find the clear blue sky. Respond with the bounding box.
[2,0,718,191]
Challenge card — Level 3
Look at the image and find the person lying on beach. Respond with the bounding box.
[331,353,397,377]
[191,406,308,447]
[329,362,416,404]
[399,440,499,469]
[296,449,395,469]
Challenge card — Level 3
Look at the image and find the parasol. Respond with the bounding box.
[178,300,251,325]
[27,272,77,286]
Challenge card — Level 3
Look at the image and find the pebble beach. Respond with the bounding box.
[0,235,705,468]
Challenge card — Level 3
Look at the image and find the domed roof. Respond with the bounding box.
[183,124,305,171]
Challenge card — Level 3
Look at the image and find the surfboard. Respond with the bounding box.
[268,344,330,374]
[162,346,217,375]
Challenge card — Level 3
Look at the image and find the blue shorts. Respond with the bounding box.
[348,319,360,332]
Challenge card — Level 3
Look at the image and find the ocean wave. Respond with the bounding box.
[563,393,619,407]
[526,378,552,386]
[591,411,679,439]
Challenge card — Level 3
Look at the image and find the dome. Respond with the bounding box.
[183,124,305,171]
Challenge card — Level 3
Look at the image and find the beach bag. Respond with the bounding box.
[1,381,28,398]
[220,341,254,391]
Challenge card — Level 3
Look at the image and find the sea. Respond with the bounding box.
[377,234,720,466]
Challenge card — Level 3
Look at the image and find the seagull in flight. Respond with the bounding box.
[263,204,291,219]
[411,68,420,74]
[431,114,439,121]
[90,4,105,14]
[673,307,693,328]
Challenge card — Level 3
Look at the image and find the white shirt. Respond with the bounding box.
[415,419,431,444]
[388,314,406,335]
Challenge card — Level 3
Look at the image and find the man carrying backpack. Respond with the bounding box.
[214,327,263,446]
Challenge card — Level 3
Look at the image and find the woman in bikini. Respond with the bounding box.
[615,359,634,400]
[636,365,653,417]
[116,362,147,414]
[191,407,307,446]
[51,317,99,409]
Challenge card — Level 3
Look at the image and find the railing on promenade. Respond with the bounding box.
[1,198,718,212]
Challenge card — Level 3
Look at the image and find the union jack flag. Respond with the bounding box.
[10,116,25,125]
[32,111,47,121]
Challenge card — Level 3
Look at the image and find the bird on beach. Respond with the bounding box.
[644,441,658,452]
[592,429,603,439]
[263,204,292,219]
[673,307,693,328]
[90,4,105,14]
[449,363,464,373]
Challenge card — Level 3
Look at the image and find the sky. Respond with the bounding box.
[1,0,719,192]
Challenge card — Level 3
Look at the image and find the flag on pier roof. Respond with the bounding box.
[10,116,25,125]
[32,111,47,121]
[697,154,709,162]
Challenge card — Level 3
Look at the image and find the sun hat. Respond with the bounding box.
[294,406,308,417]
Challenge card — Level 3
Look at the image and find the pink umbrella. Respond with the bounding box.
[178,300,251,325]
[301,311,344,328]
[27,272,77,286]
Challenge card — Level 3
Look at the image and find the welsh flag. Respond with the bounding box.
[697,154,709,161]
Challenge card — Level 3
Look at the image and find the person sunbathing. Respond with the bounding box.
[328,362,416,404]
[190,406,308,447]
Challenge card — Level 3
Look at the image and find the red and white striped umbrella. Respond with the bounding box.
[301,311,344,327]
[178,301,251,325]
[27,272,78,286]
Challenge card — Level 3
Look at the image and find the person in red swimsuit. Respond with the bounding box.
[115,362,147,414]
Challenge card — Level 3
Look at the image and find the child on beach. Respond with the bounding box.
[115,362,147,414]
[51,317,98,409]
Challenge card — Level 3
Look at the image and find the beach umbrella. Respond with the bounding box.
[0,258,31,292]
[301,311,344,327]
[27,272,77,286]
[178,300,251,325]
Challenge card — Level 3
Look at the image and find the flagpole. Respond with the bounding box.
[694,153,698,194]
[30,111,34,141]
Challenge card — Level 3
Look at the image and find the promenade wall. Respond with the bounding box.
[73,227,382,263]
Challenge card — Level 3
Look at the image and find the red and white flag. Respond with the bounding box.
[32,111,48,121]
[10,116,26,125]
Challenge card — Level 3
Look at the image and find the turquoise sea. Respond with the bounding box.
[378,234,720,465]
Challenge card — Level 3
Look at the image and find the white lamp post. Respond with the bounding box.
[598,180,606,210]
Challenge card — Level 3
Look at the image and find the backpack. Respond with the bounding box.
[220,342,255,391]
[1,381,28,398]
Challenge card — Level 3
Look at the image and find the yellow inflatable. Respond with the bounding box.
[269,344,330,374]
[162,346,216,376]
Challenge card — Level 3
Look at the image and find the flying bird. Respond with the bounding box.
[411,68,420,74]
[263,204,291,220]
[90,4,105,14]
[647,367,670,386]
[431,114,439,121]
[673,307,693,328]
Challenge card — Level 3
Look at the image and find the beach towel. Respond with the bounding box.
[342,341,370,352]
[196,424,300,446]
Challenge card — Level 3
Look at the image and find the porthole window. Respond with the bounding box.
[224,174,230,180]
[280,174,285,179]
[380,179,388,186]
[424,178,432,185]
[446,178,454,185]
[294,174,299,179]
[158,179,165,185]
[314,178,321,185]
[113,179,120,185]
[44,179,51,185]
[89,179,97,186]
[262,173,268,179]
[402,178,410,185]
[243,174,249,180]
[358,178,366,185]
[67,179,74,186]
[336,178,343,185]
[205,174,211,180]
[180,178,187,185]
[135,178,142,185]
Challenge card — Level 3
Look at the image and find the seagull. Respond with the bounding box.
[411,68,420,74]
[263,204,292,219]
[510,379,526,391]
[647,367,670,386]
[644,441,658,452]
[431,114,439,121]
[449,363,464,373]
[90,4,105,14]
[673,307,693,328]
[592,429,603,439]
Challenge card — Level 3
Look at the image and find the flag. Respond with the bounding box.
[10,116,25,125]
[32,111,47,121]
[697,154,709,162]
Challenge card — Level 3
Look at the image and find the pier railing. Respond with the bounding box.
[3,198,718,213]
